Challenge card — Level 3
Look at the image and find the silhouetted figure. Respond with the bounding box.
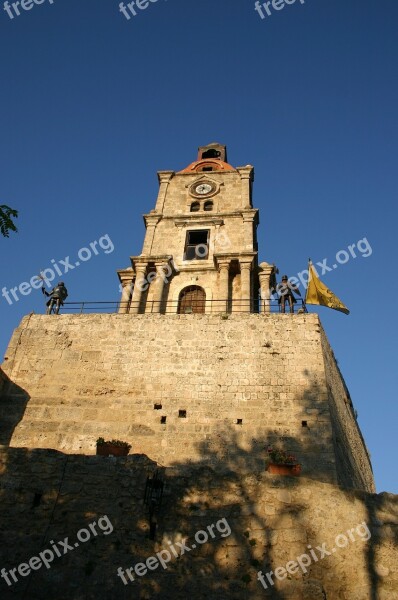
[42,282,68,315]
[277,275,301,314]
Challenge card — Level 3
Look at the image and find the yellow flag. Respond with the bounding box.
[305,262,350,315]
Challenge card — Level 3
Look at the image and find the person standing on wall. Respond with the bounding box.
[277,275,301,314]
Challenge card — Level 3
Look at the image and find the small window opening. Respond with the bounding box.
[154,404,162,410]
[32,492,43,508]
[202,167,213,172]
[190,202,200,212]
[203,201,213,212]
[149,521,157,540]
[160,416,167,424]
[301,420,308,427]
[185,230,209,260]
[236,419,243,425]
[202,149,221,159]
[178,410,187,418]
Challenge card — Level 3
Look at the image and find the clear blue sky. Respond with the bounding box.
[0,0,397,493]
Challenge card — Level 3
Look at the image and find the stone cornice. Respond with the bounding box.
[174,217,224,228]
[236,165,254,181]
[157,171,175,183]
[143,214,162,230]
[129,255,172,270]
[116,268,134,282]
[159,210,258,222]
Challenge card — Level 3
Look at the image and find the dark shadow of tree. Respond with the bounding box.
[362,490,398,600]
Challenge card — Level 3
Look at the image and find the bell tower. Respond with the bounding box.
[117,143,260,314]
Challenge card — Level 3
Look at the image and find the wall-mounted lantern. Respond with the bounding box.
[144,470,164,539]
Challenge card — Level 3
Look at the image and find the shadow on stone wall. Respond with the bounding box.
[362,490,398,600]
[0,369,30,446]
[165,426,306,600]
[0,425,396,600]
[0,440,302,600]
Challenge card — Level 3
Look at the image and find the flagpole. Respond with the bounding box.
[305,258,312,306]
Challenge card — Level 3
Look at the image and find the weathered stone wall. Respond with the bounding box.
[1,313,373,491]
[158,170,248,218]
[320,327,374,492]
[0,447,396,600]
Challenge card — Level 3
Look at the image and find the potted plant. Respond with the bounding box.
[96,437,132,457]
[266,446,301,476]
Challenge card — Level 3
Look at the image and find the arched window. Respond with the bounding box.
[203,201,213,212]
[178,286,206,314]
[190,202,200,212]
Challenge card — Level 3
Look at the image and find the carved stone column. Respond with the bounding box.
[130,264,147,314]
[258,262,275,314]
[151,263,169,313]
[218,260,230,313]
[240,262,252,313]
[119,278,133,314]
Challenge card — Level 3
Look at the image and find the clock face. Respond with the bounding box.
[195,183,213,195]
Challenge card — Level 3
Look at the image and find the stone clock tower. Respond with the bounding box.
[1,142,394,600]
[117,142,266,314]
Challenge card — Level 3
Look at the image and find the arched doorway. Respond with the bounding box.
[178,286,206,314]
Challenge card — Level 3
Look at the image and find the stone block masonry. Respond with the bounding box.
[1,313,374,492]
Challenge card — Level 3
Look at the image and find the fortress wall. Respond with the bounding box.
[0,313,371,490]
[0,447,395,600]
[320,327,375,492]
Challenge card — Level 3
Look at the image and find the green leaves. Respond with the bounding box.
[0,205,18,237]
[267,446,298,465]
[96,437,132,450]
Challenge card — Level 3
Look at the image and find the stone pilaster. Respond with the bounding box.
[237,165,254,208]
[242,211,257,252]
[154,171,174,213]
[142,214,162,255]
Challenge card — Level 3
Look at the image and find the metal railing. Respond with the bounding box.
[58,298,308,315]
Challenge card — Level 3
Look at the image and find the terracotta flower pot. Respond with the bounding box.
[267,463,301,476]
[96,443,130,457]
